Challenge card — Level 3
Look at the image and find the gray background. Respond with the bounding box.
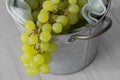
[0,0,120,80]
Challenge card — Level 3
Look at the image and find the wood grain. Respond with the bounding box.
[0,0,120,80]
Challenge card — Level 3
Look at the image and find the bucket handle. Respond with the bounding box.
[69,17,112,42]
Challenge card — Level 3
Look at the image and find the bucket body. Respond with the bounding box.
[15,20,102,75]
[9,0,112,75]
[50,26,101,74]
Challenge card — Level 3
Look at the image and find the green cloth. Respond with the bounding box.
[82,0,107,24]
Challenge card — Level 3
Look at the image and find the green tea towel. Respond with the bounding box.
[82,0,107,24]
[6,0,33,25]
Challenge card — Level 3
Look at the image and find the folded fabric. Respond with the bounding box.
[6,0,33,25]
[82,0,107,24]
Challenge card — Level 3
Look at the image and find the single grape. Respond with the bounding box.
[29,61,40,69]
[21,32,29,43]
[56,15,68,26]
[43,52,53,63]
[22,44,36,56]
[34,54,45,65]
[40,42,49,51]
[52,4,58,12]
[36,21,41,27]
[58,0,68,9]
[28,35,38,44]
[25,21,36,32]
[52,15,58,21]
[42,23,52,32]
[68,4,79,14]
[67,14,78,25]
[68,0,77,4]
[20,54,33,64]
[43,1,53,11]
[51,0,60,4]
[26,0,38,10]
[52,23,62,33]
[38,11,49,23]
[40,63,50,74]
[63,24,71,30]
[22,44,32,52]
[48,42,58,54]
[27,68,40,76]
[24,63,31,69]
[40,31,52,42]
[40,9,48,14]
[77,0,87,7]
[37,0,44,5]
[32,10,39,21]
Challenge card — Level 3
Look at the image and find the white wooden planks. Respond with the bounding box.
[0,0,120,80]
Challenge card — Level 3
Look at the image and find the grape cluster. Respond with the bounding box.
[20,0,87,76]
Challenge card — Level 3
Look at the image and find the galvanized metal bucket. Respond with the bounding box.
[7,0,112,75]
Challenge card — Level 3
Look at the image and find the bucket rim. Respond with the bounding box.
[8,0,111,37]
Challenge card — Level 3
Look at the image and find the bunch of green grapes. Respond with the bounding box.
[20,0,88,76]
[20,20,58,76]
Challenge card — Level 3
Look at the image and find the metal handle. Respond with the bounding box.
[69,17,112,42]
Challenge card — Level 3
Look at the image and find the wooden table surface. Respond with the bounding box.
[0,0,120,80]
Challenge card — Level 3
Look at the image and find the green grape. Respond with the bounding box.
[52,4,58,12]
[34,54,45,65]
[48,42,58,54]
[68,0,77,4]
[56,15,68,26]
[42,23,52,32]
[36,21,41,27]
[32,10,39,21]
[37,0,44,5]
[40,31,52,42]
[43,52,53,63]
[27,68,40,76]
[22,44,32,52]
[40,42,49,51]
[51,0,60,4]
[26,0,38,10]
[58,0,68,9]
[29,61,40,69]
[77,0,87,7]
[40,9,48,14]
[20,54,33,64]
[63,24,71,30]
[21,32,29,43]
[28,35,38,44]
[24,63,31,69]
[52,23,62,33]
[52,15,58,21]
[38,11,49,23]
[25,21,36,32]
[67,14,78,25]
[68,4,79,14]
[43,1,53,11]
[22,44,36,56]
[40,63,50,74]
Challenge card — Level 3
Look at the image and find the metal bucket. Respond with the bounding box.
[8,0,112,75]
